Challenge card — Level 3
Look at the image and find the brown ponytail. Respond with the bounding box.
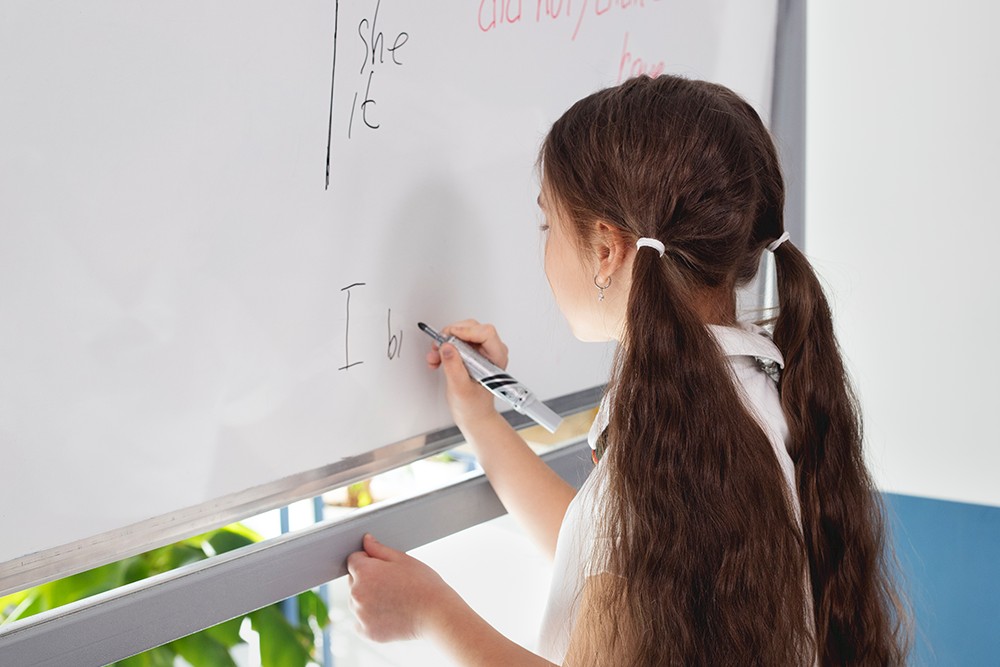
[598,244,813,665]
[541,74,909,665]
[772,242,911,665]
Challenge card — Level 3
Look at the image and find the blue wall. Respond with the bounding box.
[883,493,1000,666]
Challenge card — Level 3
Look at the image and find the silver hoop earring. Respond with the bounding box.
[594,274,611,302]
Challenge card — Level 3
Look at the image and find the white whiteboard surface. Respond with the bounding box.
[807,1,1000,507]
[0,0,777,570]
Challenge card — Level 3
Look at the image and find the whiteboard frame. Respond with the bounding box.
[0,439,595,666]
[772,0,807,246]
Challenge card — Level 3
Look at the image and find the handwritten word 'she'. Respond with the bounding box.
[350,0,410,138]
[478,0,662,41]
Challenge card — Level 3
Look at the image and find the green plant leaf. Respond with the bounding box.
[250,605,313,667]
[208,528,258,555]
[122,557,152,585]
[217,522,264,543]
[171,631,238,667]
[163,543,208,571]
[143,544,180,573]
[0,589,32,613]
[113,645,176,667]
[0,590,39,626]
[39,561,124,609]
[16,593,44,622]
[2,521,315,663]
[296,590,330,629]
[203,616,245,648]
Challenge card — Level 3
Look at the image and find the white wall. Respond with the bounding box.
[807,1,1000,507]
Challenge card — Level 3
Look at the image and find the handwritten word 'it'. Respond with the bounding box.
[478,0,662,42]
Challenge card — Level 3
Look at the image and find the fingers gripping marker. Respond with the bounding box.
[417,322,563,433]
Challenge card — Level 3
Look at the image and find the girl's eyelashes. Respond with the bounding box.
[539,223,550,232]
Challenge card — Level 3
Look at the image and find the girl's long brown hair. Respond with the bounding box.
[541,75,909,666]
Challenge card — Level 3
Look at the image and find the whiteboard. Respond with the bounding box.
[0,0,777,573]
[806,1,1000,507]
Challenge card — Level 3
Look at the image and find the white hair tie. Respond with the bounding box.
[767,231,790,252]
[636,237,665,257]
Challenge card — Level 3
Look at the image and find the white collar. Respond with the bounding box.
[707,321,783,367]
[587,322,783,451]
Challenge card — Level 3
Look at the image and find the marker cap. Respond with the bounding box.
[517,396,563,433]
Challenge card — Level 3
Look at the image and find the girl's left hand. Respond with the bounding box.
[346,533,458,643]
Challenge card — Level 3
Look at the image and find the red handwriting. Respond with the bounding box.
[479,0,523,32]
[617,32,664,83]
[479,0,662,41]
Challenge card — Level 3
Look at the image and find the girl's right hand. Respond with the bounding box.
[425,320,510,431]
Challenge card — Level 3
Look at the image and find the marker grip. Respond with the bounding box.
[446,336,531,409]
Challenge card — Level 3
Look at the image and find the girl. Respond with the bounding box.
[346,75,909,666]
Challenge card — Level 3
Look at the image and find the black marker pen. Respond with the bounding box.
[418,322,563,433]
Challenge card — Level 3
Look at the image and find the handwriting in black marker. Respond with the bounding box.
[360,70,379,130]
[339,282,366,370]
[348,0,409,139]
[359,0,409,74]
[348,91,358,139]
[387,308,402,360]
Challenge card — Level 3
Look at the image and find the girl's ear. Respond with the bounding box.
[593,220,632,278]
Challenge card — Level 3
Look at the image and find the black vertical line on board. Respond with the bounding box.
[339,282,366,370]
[325,0,341,191]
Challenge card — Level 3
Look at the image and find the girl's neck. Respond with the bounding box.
[692,285,737,327]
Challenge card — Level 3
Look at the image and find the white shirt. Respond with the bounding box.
[536,322,804,663]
